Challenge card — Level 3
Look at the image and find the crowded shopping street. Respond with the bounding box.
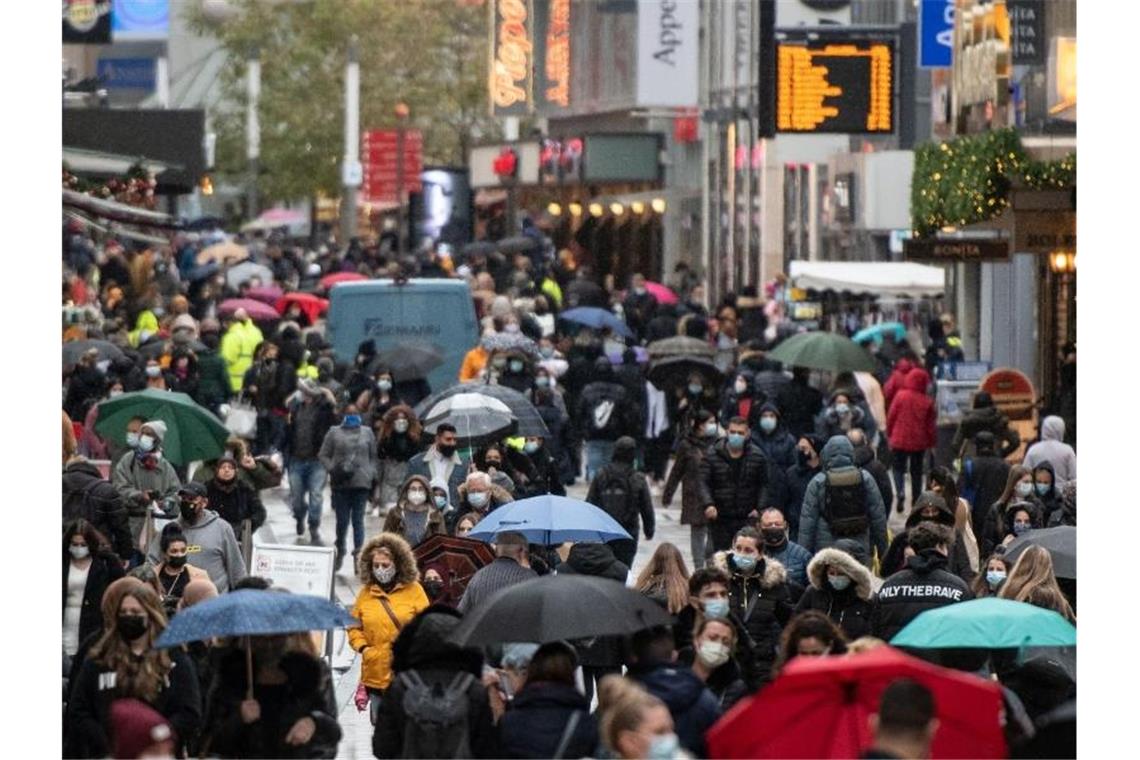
[54,1,1084,758]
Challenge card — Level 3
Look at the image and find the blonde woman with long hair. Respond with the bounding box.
[635,542,692,614]
[999,545,1075,623]
[65,584,201,758]
[598,675,691,759]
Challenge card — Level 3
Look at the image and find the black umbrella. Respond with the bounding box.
[462,241,497,259]
[370,341,445,382]
[137,338,209,359]
[63,339,125,368]
[1003,526,1076,579]
[448,575,672,647]
[646,336,716,359]
[496,235,540,254]
[647,356,725,391]
[414,382,551,438]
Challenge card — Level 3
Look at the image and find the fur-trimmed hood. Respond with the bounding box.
[711,551,787,589]
[357,532,420,587]
[457,480,513,506]
[806,547,874,600]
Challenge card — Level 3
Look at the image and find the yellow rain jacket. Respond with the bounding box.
[348,580,429,689]
[220,318,264,392]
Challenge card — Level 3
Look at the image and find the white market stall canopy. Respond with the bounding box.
[788,261,946,298]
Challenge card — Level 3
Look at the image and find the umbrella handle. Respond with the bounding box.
[245,635,255,701]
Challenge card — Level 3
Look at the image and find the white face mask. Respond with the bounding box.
[373,565,396,585]
[69,545,90,560]
[406,488,427,506]
[697,640,730,668]
[734,380,748,395]
[393,419,409,433]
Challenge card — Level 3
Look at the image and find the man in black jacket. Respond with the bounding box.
[586,436,655,568]
[951,391,1021,460]
[698,417,769,552]
[62,457,133,561]
[575,357,636,482]
[557,541,630,703]
[871,522,973,642]
[958,431,1011,537]
[773,434,824,539]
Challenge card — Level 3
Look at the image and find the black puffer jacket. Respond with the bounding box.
[62,551,125,651]
[711,552,794,686]
[585,460,655,541]
[794,547,876,641]
[206,476,267,534]
[951,402,1020,459]
[557,544,629,669]
[373,605,498,759]
[574,359,636,442]
[870,549,973,642]
[203,649,340,759]
[901,494,978,583]
[62,460,133,560]
[698,440,770,521]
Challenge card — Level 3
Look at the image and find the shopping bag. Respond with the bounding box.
[223,396,258,439]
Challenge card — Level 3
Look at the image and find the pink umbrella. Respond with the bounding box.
[218,298,280,323]
[320,271,367,290]
[245,285,284,305]
[275,292,329,325]
[644,281,679,305]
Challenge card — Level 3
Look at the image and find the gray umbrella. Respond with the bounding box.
[414,382,551,438]
[462,241,497,258]
[370,341,445,382]
[421,393,518,443]
[496,235,540,254]
[1003,526,1076,579]
[481,332,541,359]
[63,339,125,368]
[647,336,716,359]
[226,261,274,289]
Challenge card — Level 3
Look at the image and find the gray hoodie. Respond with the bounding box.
[797,435,889,560]
[1022,416,1076,490]
[147,509,246,593]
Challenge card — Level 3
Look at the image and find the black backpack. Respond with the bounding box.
[823,469,869,536]
[596,469,633,524]
[399,670,476,758]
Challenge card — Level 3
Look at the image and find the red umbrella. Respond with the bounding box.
[217,298,280,324]
[644,280,679,305]
[319,271,367,290]
[706,647,1006,759]
[246,285,284,305]
[274,292,329,324]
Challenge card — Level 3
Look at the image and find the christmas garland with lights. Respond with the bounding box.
[62,162,158,211]
[911,128,1075,238]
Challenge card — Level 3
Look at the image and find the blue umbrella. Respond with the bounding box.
[155,590,359,648]
[467,494,632,545]
[558,307,635,339]
[852,321,907,345]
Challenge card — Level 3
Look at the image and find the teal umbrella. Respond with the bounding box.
[767,331,877,373]
[891,598,1077,650]
[93,388,229,465]
[852,321,907,345]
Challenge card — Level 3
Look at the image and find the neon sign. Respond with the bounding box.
[492,0,532,110]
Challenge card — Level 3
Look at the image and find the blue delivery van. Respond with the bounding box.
[326,279,479,391]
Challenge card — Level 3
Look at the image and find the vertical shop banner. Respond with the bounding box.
[361,130,424,205]
[532,0,572,112]
[63,0,113,44]
[1007,0,1046,65]
[636,0,700,106]
[490,0,535,115]
[919,0,954,68]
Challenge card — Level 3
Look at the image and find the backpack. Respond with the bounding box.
[596,469,633,524]
[398,670,476,758]
[822,469,869,536]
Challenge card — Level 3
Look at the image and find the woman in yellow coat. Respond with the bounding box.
[347,532,429,724]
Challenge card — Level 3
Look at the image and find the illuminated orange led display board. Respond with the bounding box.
[776,41,894,133]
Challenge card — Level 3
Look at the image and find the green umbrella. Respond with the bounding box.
[891,598,1077,650]
[94,388,229,465]
[767,330,877,373]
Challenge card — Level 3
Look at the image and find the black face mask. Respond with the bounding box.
[797,450,814,468]
[437,444,457,458]
[166,554,188,569]
[180,502,200,522]
[117,614,148,642]
[424,580,444,599]
[761,528,788,548]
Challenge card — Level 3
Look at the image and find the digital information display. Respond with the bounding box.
[776,41,894,133]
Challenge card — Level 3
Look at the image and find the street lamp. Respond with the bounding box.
[395,102,410,257]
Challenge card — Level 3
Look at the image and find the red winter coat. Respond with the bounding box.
[887,368,936,452]
[882,358,914,411]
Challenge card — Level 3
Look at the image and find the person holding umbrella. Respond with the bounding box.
[348,533,430,724]
[112,420,182,565]
[319,404,378,572]
[65,584,201,758]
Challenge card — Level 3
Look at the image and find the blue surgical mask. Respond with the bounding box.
[1012,522,1031,536]
[377,379,392,392]
[433,494,448,509]
[468,491,489,508]
[727,433,746,449]
[535,376,551,388]
[647,733,680,760]
[509,359,524,373]
[1015,481,1033,498]
[138,435,156,453]
[524,441,540,454]
[126,432,140,449]
[688,383,703,395]
[733,554,757,572]
[703,598,729,619]
[1035,483,1051,497]
[834,403,850,415]
[539,346,554,359]
[986,570,1006,589]
[759,417,777,433]
[343,414,362,428]
[704,422,718,438]
[828,575,851,591]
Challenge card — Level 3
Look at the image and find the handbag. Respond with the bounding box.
[223,394,258,439]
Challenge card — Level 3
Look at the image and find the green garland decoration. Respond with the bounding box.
[911,128,1075,238]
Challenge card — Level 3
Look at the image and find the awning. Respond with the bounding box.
[63,147,176,177]
[63,188,183,230]
[788,261,946,298]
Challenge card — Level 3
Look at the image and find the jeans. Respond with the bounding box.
[892,449,926,508]
[367,687,385,726]
[690,525,710,569]
[289,459,326,529]
[584,440,616,482]
[332,487,369,556]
